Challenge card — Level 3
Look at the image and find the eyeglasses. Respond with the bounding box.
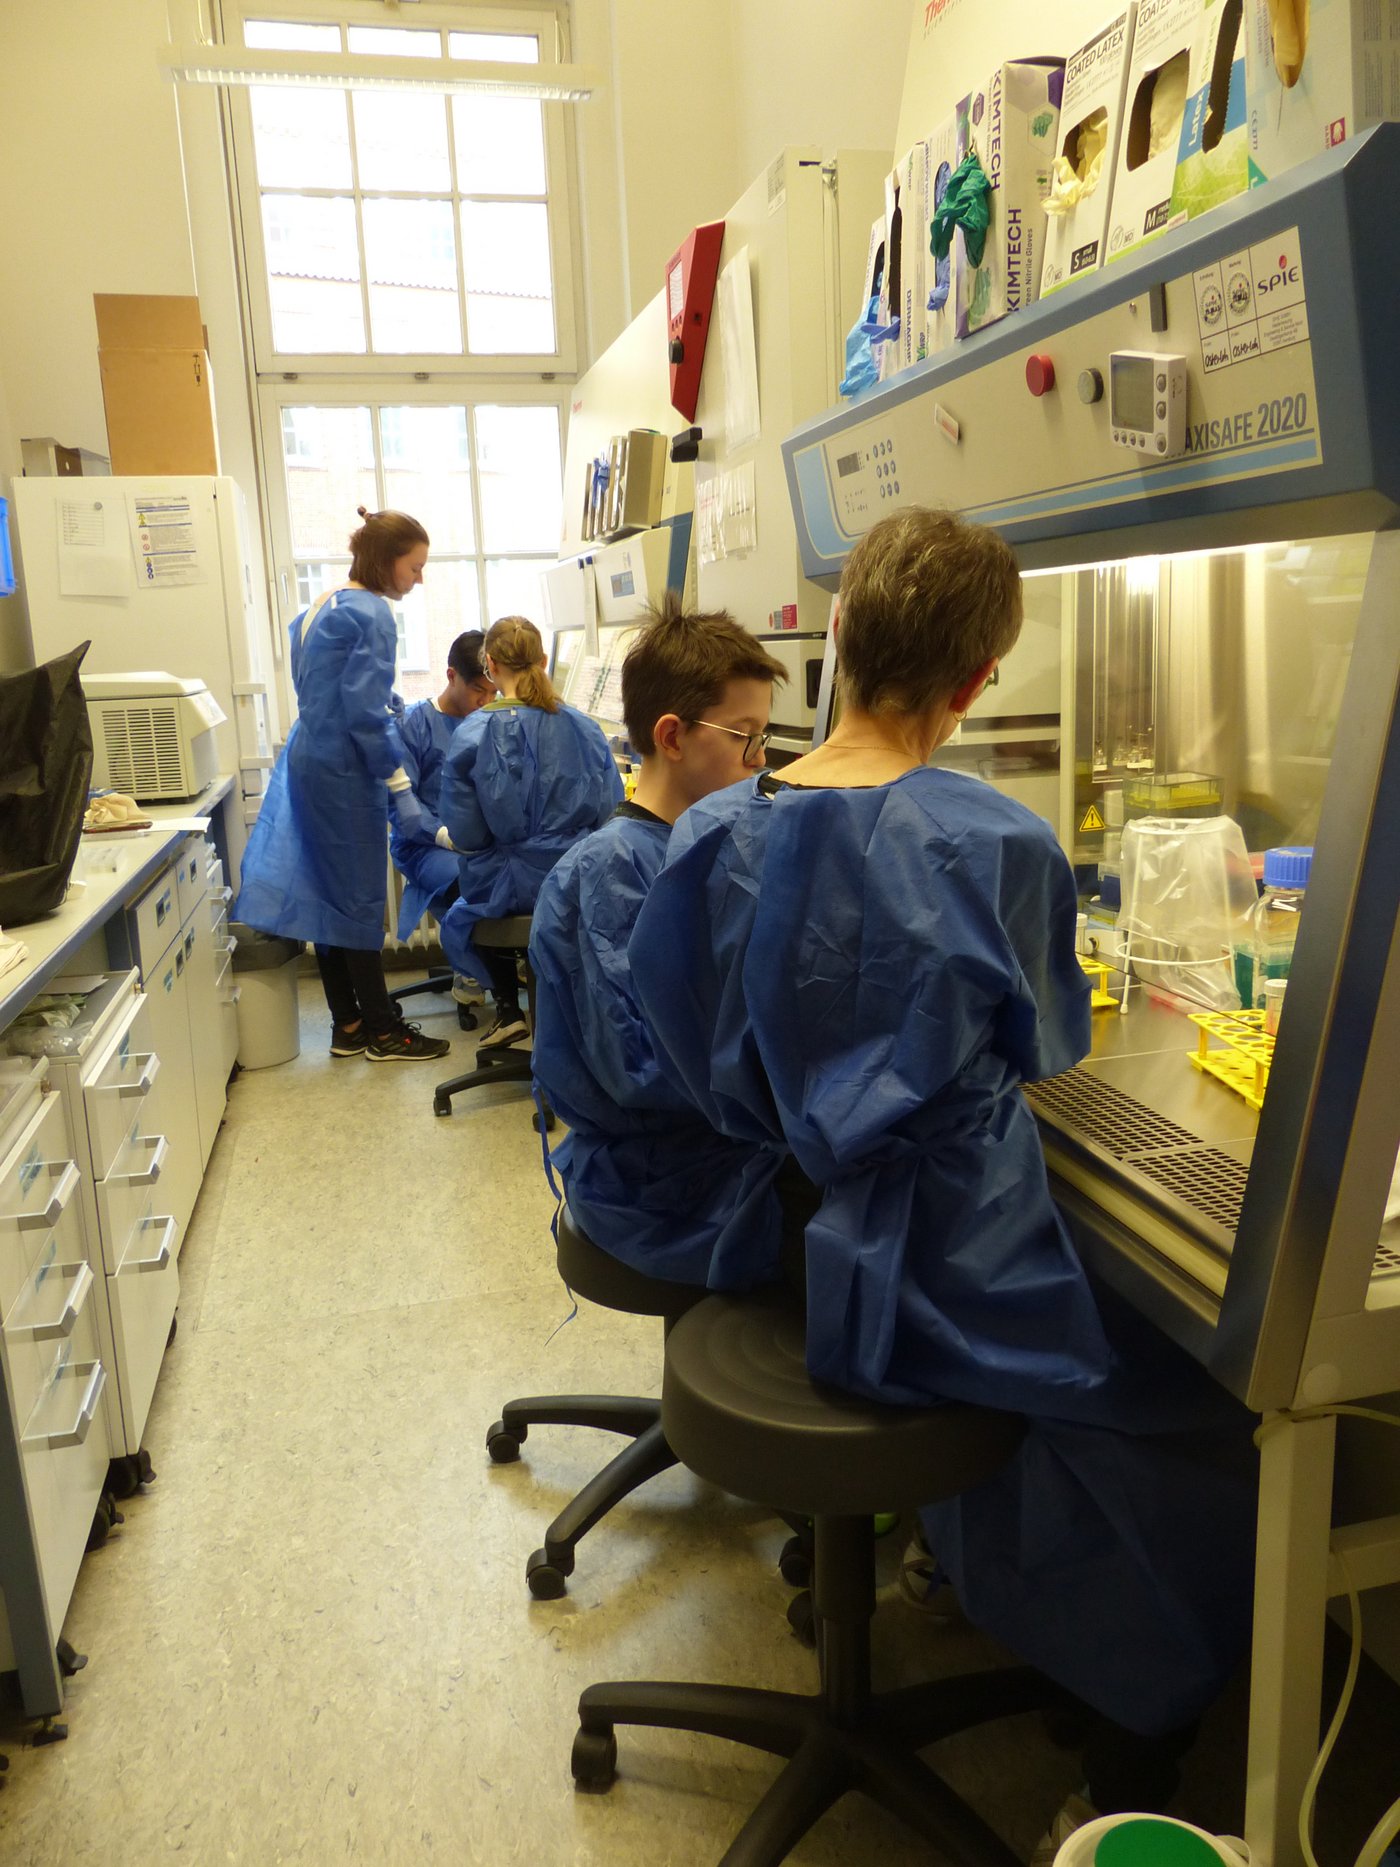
[685,719,772,763]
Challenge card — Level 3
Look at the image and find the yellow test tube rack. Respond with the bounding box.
[1188,1008,1274,1110]
[1078,955,1117,1010]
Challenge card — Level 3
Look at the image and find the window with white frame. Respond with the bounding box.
[225,2,575,710]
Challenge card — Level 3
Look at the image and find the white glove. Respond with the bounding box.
[434,824,455,851]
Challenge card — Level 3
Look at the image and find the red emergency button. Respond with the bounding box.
[1025,353,1056,396]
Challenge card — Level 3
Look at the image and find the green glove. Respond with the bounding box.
[929,148,992,268]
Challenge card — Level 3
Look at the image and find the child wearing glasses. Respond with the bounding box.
[529,593,788,1285]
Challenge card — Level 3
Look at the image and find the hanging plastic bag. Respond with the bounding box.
[0,642,94,927]
[1118,815,1256,1011]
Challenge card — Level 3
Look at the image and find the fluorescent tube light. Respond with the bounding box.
[157,43,598,101]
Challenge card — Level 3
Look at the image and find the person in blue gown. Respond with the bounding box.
[530,593,788,1285]
[438,615,623,1048]
[630,509,1257,1817]
[234,507,451,1064]
[389,630,496,945]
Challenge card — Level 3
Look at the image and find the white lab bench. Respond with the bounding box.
[0,775,239,1728]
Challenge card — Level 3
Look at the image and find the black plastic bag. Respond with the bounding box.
[0,641,94,927]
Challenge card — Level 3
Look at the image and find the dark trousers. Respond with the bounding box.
[314,944,396,1034]
[479,945,526,1017]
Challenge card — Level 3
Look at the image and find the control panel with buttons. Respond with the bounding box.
[1108,350,1187,460]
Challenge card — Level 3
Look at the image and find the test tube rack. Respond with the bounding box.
[1188,1008,1274,1110]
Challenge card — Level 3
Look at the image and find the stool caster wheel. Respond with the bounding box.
[778,1533,812,1588]
[433,1094,452,1117]
[34,1719,68,1747]
[571,1725,617,1790]
[56,1637,87,1677]
[526,1547,572,1599]
[485,1421,523,1463]
[786,1590,816,1647]
[457,1005,477,1031]
[532,1107,557,1134]
[108,1449,154,1499]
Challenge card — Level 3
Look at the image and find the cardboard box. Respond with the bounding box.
[1170,0,1251,220]
[956,60,1065,339]
[897,139,930,371]
[94,293,219,477]
[1104,0,1202,263]
[1041,8,1140,294]
[1245,0,1400,188]
[923,114,961,355]
[877,167,904,381]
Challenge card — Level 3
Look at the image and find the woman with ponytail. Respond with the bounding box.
[438,614,622,1047]
[234,507,452,1063]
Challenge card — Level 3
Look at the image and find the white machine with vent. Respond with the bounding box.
[84,672,225,801]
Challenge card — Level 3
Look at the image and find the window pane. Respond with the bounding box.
[380,406,475,553]
[461,202,554,353]
[347,26,441,57]
[353,90,450,192]
[486,559,552,633]
[245,21,340,53]
[250,86,351,190]
[281,408,376,558]
[475,406,562,552]
[453,96,545,196]
[364,199,461,353]
[397,564,483,705]
[448,32,540,63]
[264,196,364,352]
[294,560,347,609]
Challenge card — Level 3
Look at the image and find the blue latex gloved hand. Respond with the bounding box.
[392,788,428,842]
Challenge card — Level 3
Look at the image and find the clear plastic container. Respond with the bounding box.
[1235,846,1312,1009]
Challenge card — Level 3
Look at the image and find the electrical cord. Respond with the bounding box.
[1251,1405,1400,1867]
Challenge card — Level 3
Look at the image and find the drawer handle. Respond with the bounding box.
[109,1052,161,1101]
[29,1361,106,1451]
[155,887,173,926]
[215,885,232,903]
[123,1214,176,1275]
[20,1260,95,1342]
[15,1160,81,1231]
[110,1133,168,1189]
[230,986,243,1006]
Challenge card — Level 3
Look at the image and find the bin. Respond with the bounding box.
[229,924,303,1069]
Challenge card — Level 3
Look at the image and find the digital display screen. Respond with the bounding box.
[836,452,862,478]
[1111,355,1155,433]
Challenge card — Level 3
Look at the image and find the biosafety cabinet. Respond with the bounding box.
[783,128,1400,1867]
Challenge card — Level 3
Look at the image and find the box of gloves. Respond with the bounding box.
[922,113,962,356]
[1169,0,1251,221]
[1041,8,1139,294]
[896,138,931,372]
[1244,0,1400,190]
[955,59,1066,339]
[1104,0,1202,263]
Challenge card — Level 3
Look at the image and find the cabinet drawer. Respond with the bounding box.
[106,1212,179,1450]
[131,868,180,973]
[0,1092,82,1323]
[93,1128,171,1277]
[83,1031,161,1186]
[3,1198,97,1438]
[23,1303,112,1629]
[174,837,208,927]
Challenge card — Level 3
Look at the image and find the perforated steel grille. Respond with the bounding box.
[1025,1069,1201,1158]
[1132,1148,1250,1232]
[1373,1238,1400,1281]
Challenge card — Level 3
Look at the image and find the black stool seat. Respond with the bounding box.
[433,915,546,1119]
[486,1209,711,1599]
[573,1291,1047,1867]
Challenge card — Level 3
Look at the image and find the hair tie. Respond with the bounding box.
[356,505,370,520]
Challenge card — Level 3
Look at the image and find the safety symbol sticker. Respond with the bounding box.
[1078,803,1106,833]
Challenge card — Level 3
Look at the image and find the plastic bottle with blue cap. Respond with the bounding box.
[1235,845,1312,1011]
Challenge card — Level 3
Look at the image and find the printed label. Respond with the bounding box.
[1194,226,1307,374]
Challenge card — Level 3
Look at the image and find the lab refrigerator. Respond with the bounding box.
[691,147,888,751]
[12,474,279,885]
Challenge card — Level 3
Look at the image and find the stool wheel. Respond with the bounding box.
[485,1421,524,1463]
[778,1532,813,1588]
[526,1546,572,1598]
[571,1725,617,1790]
[456,1004,477,1032]
[786,1590,816,1647]
[433,1094,452,1117]
[532,1107,557,1134]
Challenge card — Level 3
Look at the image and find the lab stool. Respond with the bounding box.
[388,967,476,1031]
[431,916,549,1121]
[486,1206,710,1599]
[572,1289,1050,1866]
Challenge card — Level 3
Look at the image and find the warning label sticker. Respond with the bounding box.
[1079,803,1106,833]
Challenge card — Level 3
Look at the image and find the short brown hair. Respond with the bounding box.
[836,508,1022,716]
[621,591,787,755]
[348,507,429,596]
[484,615,559,713]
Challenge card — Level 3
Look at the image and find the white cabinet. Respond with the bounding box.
[0,1059,114,1700]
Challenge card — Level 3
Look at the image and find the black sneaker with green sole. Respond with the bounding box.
[367,1020,452,1062]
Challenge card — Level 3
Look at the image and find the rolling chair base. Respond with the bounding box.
[433,1043,552,1123]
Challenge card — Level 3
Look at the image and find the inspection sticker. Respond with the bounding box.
[1192,226,1308,374]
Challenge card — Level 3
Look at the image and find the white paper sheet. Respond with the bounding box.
[716,247,761,453]
[128,492,208,587]
[57,496,129,597]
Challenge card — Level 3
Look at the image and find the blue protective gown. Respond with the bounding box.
[235,587,404,950]
[437,699,624,972]
[388,698,461,940]
[630,768,1257,1736]
[530,803,786,1288]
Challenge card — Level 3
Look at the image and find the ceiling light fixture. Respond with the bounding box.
[157,43,598,102]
